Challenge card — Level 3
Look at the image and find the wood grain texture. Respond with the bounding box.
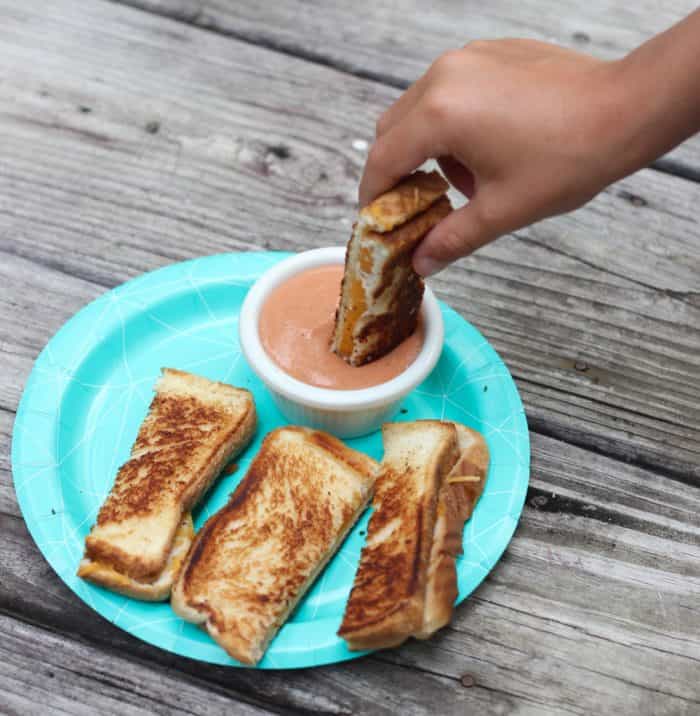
[0,1,698,480]
[0,408,16,517]
[115,0,700,174]
[1,432,698,714]
[0,615,273,716]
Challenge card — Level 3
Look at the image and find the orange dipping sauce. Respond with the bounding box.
[259,265,424,390]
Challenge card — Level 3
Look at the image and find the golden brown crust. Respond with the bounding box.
[92,391,251,527]
[360,171,449,233]
[78,514,195,601]
[304,427,379,478]
[332,178,452,367]
[78,568,172,601]
[81,369,256,582]
[364,195,453,253]
[83,540,148,580]
[338,421,459,650]
[171,426,378,665]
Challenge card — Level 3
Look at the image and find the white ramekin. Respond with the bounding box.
[238,247,444,439]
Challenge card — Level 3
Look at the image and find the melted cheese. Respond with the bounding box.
[339,274,368,357]
[446,475,481,484]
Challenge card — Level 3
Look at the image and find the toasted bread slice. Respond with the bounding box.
[416,424,489,639]
[78,369,256,599]
[338,420,459,650]
[78,514,194,601]
[359,170,451,233]
[332,171,452,366]
[171,426,378,665]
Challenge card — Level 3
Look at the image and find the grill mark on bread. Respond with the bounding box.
[340,463,422,628]
[172,427,378,664]
[339,421,460,646]
[357,276,424,362]
[86,406,251,577]
[306,428,378,478]
[97,395,243,524]
[183,434,276,583]
[81,369,256,584]
[181,512,219,589]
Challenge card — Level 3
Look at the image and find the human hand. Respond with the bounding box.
[360,40,639,276]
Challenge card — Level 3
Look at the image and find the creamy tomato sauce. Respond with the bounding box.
[259,265,424,390]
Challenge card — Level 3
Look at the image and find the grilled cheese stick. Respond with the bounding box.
[416,425,489,639]
[171,426,379,665]
[332,171,452,366]
[338,420,459,650]
[78,369,256,600]
[78,514,194,601]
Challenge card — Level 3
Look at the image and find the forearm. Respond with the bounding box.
[612,9,700,176]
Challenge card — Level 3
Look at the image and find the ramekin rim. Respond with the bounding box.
[238,247,444,411]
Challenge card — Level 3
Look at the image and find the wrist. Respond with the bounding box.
[582,58,653,184]
[603,13,700,175]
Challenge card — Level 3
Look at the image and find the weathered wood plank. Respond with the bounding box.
[2,432,698,714]
[0,1,698,479]
[0,614,274,716]
[0,408,16,517]
[116,0,700,175]
[0,252,105,411]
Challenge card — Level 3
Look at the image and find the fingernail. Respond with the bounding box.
[414,256,448,277]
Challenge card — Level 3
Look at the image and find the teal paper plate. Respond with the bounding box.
[12,251,529,669]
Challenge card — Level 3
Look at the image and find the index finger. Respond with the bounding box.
[359,107,447,206]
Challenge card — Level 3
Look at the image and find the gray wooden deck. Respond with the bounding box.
[1,2,698,714]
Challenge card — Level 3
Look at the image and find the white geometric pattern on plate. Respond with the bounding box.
[12,252,530,669]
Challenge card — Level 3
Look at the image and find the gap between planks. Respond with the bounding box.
[0,600,478,716]
[0,610,296,716]
[108,0,700,185]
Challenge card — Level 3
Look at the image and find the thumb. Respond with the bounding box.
[412,198,497,277]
